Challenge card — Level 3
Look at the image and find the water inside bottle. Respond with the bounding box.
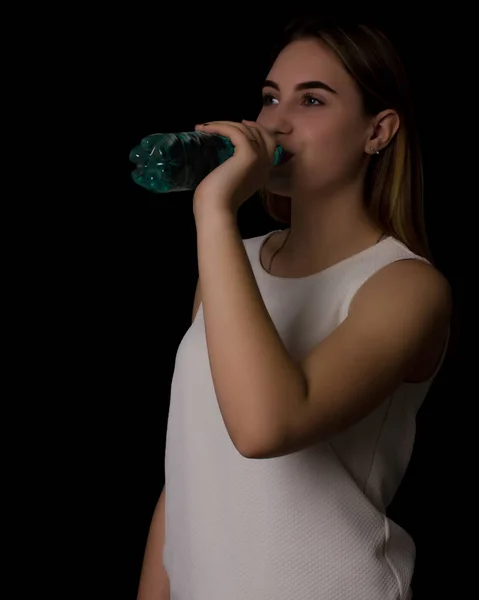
[130,132,284,193]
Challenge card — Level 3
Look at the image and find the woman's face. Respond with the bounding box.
[257,37,374,198]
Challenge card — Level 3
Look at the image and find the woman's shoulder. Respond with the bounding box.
[352,259,453,383]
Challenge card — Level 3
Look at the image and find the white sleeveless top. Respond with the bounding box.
[163,232,449,600]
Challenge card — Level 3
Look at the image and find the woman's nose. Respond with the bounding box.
[257,112,293,136]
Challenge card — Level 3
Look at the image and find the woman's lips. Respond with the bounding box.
[277,150,294,166]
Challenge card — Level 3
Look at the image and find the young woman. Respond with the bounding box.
[138,17,452,600]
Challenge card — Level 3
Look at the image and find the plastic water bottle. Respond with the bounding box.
[129,131,285,193]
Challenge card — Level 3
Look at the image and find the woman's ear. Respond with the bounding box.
[365,109,400,153]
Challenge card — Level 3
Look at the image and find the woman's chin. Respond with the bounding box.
[265,177,294,197]
[265,171,290,193]
[265,187,291,198]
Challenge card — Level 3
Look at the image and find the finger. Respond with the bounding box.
[197,121,257,143]
[195,122,258,150]
[195,121,252,136]
[241,120,277,159]
[242,121,266,152]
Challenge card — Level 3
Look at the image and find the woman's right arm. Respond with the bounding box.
[137,486,170,600]
[137,279,202,599]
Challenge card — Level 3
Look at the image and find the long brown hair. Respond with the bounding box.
[261,17,434,264]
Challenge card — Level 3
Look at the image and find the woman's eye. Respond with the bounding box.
[262,94,278,106]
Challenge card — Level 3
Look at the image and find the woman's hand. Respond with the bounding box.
[192,120,277,220]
